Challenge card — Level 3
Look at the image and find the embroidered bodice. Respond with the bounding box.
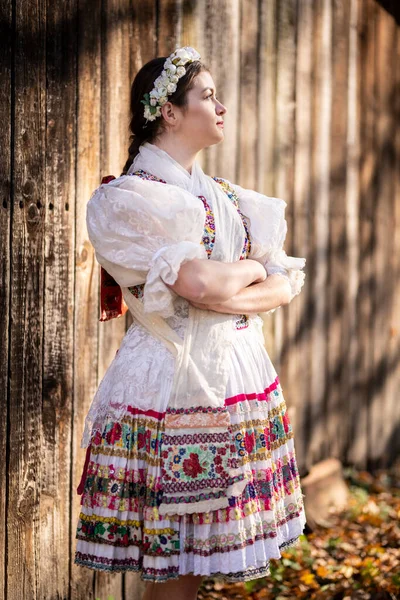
[126,169,252,331]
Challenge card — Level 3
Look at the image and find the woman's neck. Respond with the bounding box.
[151,138,199,175]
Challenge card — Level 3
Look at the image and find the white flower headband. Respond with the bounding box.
[140,46,201,125]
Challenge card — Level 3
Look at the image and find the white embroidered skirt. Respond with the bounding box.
[74,317,307,583]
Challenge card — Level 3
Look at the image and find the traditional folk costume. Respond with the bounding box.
[74,46,307,584]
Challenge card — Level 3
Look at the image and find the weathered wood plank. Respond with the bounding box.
[257,0,277,197]
[39,0,77,596]
[70,0,102,596]
[345,0,364,468]
[124,1,158,597]
[94,0,141,596]
[237,0,259,188]
[387,15,400,466]
[326,0,351,461]
[369,2,398,468]
[200,0,240,180]
[308,0,332,468]
[258,0,278,358]
[353,0,375,471]
[157,0,183,55]
[0,0,12,597]
[7,0,46,596]
[273,0,298,441]
[292,0,313,475]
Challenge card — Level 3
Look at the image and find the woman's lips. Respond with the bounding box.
[217,121,224,127]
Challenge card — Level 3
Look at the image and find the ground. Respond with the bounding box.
[198,460,400,600]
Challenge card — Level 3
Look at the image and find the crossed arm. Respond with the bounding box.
[166,257,292,315]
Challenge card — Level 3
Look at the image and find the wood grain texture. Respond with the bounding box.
[6,0,47,596]
[369,2,398,468]
[40,0,77,596]
[258,0,278,358]
[201,0,240,179]
[308,0,332,468]
[0,0,12,598]
[273,0,298,442]
[69,0,102,595]
[292,0,313,474]
[123,1,157,597]
[327,0,351,461]
[345,0,365,468]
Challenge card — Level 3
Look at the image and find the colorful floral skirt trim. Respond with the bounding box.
[74,326,307,583]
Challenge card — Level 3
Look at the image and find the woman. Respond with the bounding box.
[74,46,307,600]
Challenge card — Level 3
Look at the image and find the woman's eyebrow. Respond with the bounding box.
[201,87,216,93]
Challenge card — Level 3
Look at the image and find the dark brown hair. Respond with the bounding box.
[120,56,210,176]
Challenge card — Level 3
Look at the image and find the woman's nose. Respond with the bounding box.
[217,102,227,115]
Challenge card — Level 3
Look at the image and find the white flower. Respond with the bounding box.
[142,46,201,122]
[175,48,191,61]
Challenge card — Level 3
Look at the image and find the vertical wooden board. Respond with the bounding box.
[259,0,278,357]
[124,3,157,597]
[346,0,367,465]
[257,0,277,196]
[355,0,375,470]
[180,0,205,175]
[70,0,102,597]
[369,3,397,468]
[343,0,373,468]
[157,0,183,55]
[0,0,12,597]
[40,0,77,596]
[7,0,46,597]
[236,0,259,188]
[98,0,131,374]
[200,0,240,180]
[292,0,313,474]
[181,0,201,49]
[94,1,141,596]
[326,0,350,460]
[308,0,332,468]
[387,17,400,464]
[273,0,297,424]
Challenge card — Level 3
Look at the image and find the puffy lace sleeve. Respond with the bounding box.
[229,182,306,307]
[86,175,207,317]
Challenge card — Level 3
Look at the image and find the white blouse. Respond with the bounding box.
[86,174,306,319]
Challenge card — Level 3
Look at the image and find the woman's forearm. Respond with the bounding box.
[191,274,292,314]
[167,258,267,304]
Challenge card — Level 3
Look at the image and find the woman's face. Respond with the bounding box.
[162,70,227,150]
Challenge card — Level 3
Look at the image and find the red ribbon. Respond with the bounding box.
[98,175,128,322]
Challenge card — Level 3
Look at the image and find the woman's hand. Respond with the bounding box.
[189,273,292,315]
[189,299,238,314]
[248,259,267,284]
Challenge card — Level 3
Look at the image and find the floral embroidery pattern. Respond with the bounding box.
[197,194,215,257]
[212,176,251,259]
[159,407,242,508]
[76,512,180,555]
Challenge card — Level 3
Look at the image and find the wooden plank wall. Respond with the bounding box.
[1,0,399,598]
